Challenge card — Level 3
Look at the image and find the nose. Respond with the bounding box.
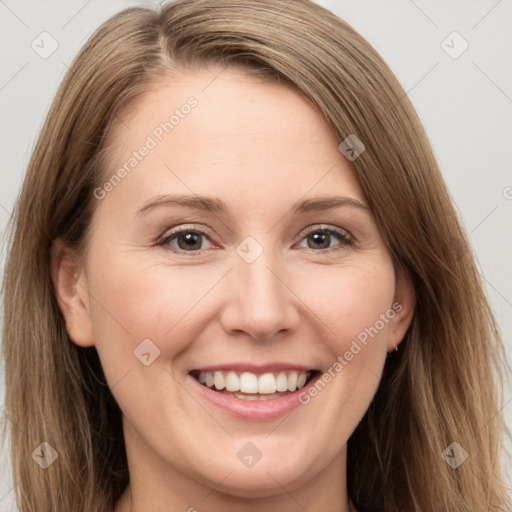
[219,248,301,340]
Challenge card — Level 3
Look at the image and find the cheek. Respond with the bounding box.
[291,257,397,417]
[84,244,222,372]
[83,251,219,429]
[296,257,396,349]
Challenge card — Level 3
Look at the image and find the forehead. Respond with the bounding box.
[98,67,365,215]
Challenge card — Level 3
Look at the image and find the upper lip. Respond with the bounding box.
[189,363,318,374]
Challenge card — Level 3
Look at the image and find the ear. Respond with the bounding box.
[50,238,95,347]
[387,268,416,352]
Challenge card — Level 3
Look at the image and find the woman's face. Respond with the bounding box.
[55,67,413,504]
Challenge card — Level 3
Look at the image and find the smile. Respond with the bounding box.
[188,366,321,420]
[190,369,314,399]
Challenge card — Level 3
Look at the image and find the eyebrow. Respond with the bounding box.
[292,196,369,213]
[135,194,369,218]
[135,194,226,217]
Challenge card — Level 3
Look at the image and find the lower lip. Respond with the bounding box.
[187,372,320,421]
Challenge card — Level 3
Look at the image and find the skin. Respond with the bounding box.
[51,67,415,512]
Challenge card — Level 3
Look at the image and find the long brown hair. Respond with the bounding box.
[2,1,510,510]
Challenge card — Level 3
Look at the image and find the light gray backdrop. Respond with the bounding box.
[1,1,511,510]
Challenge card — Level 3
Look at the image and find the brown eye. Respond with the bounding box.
[176,232,203,251]
[307,231,332,249]
[161,228,213,252]
[297,227,351,251]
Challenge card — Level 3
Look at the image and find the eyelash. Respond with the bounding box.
[157,224,353,255]
[158,225,214,254]
[299,225,352,252]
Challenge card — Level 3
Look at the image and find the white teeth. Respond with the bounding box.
[225,371,240,392]
[195,369,312,394]
[276,372,288,392]
[258,373,276,394]
[240,372,259,393]
[214,371,225,390]
[287,371,298,392]
[297,372,307,389]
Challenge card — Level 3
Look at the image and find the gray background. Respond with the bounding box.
[1,0,511,509]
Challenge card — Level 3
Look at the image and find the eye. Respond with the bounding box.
[159,226,213,252]
[297,226,352,251]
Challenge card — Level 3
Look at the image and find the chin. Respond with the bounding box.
[189,449,322,499]
[201,471,301,500]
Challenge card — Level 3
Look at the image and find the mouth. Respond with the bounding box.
[189,368,320,401]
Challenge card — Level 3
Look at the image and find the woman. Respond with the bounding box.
[2,0,510,511]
